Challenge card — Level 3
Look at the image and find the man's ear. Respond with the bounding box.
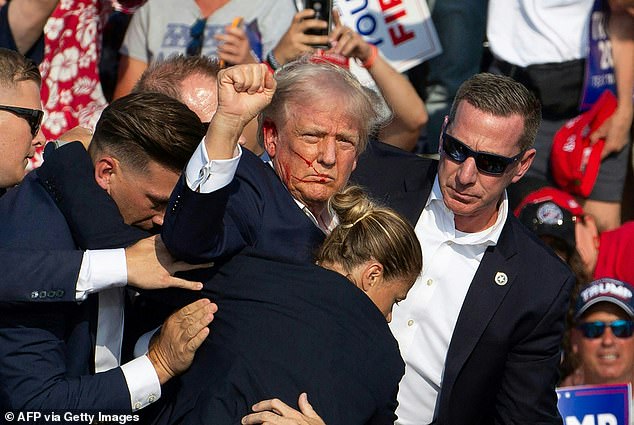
[360,261,384,292]
[94,156,118,193]
[511,148,536,183]
[262,119,278,158]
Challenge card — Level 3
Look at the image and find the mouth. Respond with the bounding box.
[598,353,619,362]
[447,186,477,201]
[292,175,335,183]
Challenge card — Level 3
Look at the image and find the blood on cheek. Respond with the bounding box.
[292,150,330,183]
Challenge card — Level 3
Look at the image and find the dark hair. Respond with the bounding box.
[318,185,422,282]
[89,91,204,172]
[132,54,220,101]
[449,73,541,151]
[0,48,41,88]
[259,57,388,154]
[559,274,588,385]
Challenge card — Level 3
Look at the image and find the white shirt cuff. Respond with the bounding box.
[133,326,160,358]
[185,138,242,193]
[75,249,127,301]
[121,355,161,411]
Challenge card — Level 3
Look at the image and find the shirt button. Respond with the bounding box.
[407,320,414,326]
[148,394,157,403]
[426,279,433,286]
[133,402,142,410]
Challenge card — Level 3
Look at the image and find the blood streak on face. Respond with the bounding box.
[265,96,361,216]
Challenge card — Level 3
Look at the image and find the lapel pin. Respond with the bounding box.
[494,272,508,286]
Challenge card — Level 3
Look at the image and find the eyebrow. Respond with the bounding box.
[298,125,359,142]
[148,193,171,205]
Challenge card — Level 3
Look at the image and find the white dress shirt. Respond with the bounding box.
[75,249,127,300]
[391,177,509,424]
[72,230,161,410]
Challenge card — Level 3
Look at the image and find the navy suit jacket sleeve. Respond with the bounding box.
[0,250,82,302]
[161,174,236,264]
[0,304,131,411]
[36,142,148,250]
[162,153,270,264]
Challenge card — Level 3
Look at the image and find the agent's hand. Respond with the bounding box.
[270,9,330,65]
[147,298,217,384]
[241,393,326,425]
[125,235,209,291]
[216,25,258,66]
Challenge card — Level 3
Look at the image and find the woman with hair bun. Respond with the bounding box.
[318,185,422,322]
[151,186,422,425]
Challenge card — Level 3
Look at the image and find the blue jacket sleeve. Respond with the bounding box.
[0,250,82,302]
[162,171,263,264]
[0,304,131,411]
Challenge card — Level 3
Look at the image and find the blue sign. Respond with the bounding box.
[557,384,631,425]
[580,0,617,111]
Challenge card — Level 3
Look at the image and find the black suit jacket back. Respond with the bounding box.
[151,251,404,425]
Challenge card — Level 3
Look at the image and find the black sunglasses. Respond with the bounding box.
[577,320,634,339]
[186,17,207,57]
[0,104,44,137]
[441,128,524,175]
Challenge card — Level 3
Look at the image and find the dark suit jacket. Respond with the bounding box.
[351,141,575,425]
[150,251,403,425]
[162,148,326,264]
[0,142,146,303]
[0,172,132,412]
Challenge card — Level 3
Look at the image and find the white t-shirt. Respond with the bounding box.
[487,0,594,66]
[121,0,295,64]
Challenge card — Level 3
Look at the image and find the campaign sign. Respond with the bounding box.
[336,0,442,75]
[579,0,616,111]
[557,383,631,425]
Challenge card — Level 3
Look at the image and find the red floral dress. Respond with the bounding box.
[30,0,140,169]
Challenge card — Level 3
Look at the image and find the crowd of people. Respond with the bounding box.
[0,0,633,424]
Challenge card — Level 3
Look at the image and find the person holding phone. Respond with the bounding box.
[113,0,294,99]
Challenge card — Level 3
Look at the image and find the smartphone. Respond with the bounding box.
[303,0,332,44]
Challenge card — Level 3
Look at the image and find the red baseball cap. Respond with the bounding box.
[550,90,617,197]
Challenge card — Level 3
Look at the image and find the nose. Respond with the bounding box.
[32,128,45,149]
[455,157,478,186]
[318,138,337,167]
[601,327,616,346]
[152,213,164,227]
